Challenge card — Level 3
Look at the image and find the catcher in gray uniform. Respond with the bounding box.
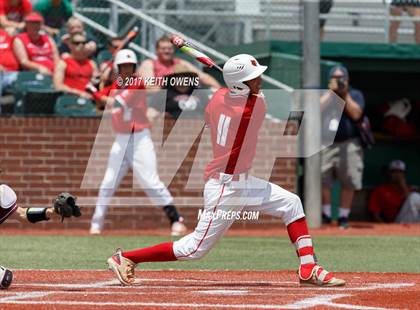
[0,184,81,289]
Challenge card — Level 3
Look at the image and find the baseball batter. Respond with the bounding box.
[107,54,345,287]
[0,184,81,289]
[90,49,187,236]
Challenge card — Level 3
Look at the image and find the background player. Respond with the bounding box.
[0,184,81,289]
[107,54,345,287]
[90,49,187,236]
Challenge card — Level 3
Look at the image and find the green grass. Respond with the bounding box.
[0,235,419,273]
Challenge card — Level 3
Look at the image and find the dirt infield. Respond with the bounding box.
[0,269,418,309]
[0,223,419,237]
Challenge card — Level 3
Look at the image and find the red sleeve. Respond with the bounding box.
[93,84,113,102]
[368,187,383,215]
[22,0,33,15]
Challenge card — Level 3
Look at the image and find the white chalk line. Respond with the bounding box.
[0,291,52,302]
[281,294,394,310]
[0,290,310,297]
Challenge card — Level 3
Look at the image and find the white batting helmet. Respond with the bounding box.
[223,54,267,97]
[114,49,138,72]
[0,184,17,210]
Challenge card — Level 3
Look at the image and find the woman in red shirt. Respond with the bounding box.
[13,12,59,75]
[54,32,97,99]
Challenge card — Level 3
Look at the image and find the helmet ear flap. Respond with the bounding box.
[225,81,250,97]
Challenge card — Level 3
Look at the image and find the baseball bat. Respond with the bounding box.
[170,34,223,72]
[112,26,139,56]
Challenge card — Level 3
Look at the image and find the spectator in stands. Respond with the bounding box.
[0,25,19,96]
[34,0,73,37]
[97,36,124,89]
[0,0,32,35]
[320,65,365,229]
[320,0,333,39]
[149,64,208,120]
[59,16,96,57]
[13,12,59,75]
[389,0,420,44]
[54,32,97,99]
[369,160,420,223]
[138,35,220,92]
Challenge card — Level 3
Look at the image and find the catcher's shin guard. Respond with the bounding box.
[107,249,140,286]
[0,266,13,289]
[299,264,345,287]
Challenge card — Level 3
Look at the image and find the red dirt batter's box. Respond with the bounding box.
[0,270,418,309]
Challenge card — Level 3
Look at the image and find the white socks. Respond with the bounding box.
[339,208,351,218]
[322,204,331,217]
[323,205,351,218]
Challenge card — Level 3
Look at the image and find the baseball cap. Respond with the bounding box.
[25,12,44,23]
[388,160,406,172]
[329,65,349,80]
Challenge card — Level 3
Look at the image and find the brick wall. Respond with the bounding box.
[0,116,297,230]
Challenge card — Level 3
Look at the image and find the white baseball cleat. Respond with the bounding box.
[171,221,187,236]
[299,264,345,287]
[107,249,140,286]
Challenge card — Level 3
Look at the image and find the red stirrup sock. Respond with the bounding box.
[287,217,316,264]
[287,218,333,282]
[287,217,310,243]
[122,242,177,264]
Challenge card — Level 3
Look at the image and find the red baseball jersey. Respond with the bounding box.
[0,28,19,71]
[62,55,94,92]
[0,0,32,22]
[94,78,150,134]
[16,32,55,72]
[204,88,266,181]
[368,184,410,222]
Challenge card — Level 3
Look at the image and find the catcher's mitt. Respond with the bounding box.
[54,193,81,221]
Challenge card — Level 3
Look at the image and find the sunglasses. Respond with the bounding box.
[72,41,87,46]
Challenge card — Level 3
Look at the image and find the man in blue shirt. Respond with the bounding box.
[321,65,365,228]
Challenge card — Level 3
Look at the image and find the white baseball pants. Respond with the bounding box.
[91,129,174,230]
[173,173,305,260]
[396,192,420,223]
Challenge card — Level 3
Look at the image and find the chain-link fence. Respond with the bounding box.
[74,0,303,53]
[3,0,420,116]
